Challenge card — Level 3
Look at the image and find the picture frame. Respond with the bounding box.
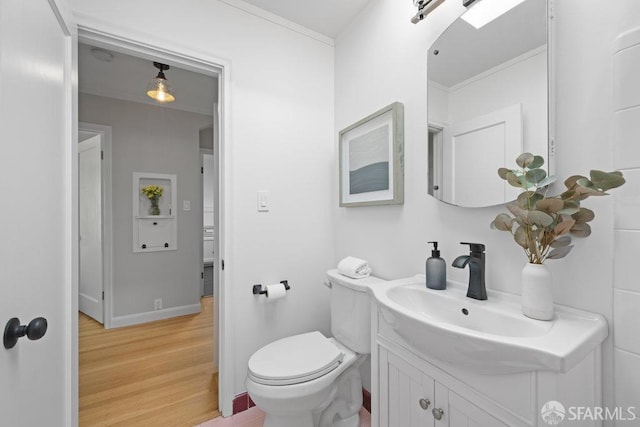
[339,102,404,207]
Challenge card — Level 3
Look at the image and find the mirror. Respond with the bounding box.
[427,0,550,207]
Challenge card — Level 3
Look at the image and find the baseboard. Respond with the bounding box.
[110,303,201,328]
[363,388,371,413]
[233,388,371,415]
[232,392,255,415]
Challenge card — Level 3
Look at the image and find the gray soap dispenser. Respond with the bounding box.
[426,241,446,290]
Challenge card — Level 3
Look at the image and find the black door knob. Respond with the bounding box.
[3,317,48,349]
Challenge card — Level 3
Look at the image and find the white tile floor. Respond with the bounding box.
[194,407,372,427]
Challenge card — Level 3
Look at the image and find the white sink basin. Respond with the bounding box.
[370,275,608,374]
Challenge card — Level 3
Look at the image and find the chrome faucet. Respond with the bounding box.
[452,242,487,300]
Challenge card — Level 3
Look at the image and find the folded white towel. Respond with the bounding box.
[337,256,372,279]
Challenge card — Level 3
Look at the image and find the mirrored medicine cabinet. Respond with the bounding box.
[427,0,552,207]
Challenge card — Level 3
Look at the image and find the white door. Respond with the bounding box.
[0,0,73,425]
[445,388,509,427]
[442,104,523,207]
[79,135,104,323]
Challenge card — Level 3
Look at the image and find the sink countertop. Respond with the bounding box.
[368,274,608,374]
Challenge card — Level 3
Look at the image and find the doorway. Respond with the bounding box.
[78,123,113,327]
[76,27,231,420]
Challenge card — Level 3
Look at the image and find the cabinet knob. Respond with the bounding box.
[432,407,444,421]
[419,398,430,410]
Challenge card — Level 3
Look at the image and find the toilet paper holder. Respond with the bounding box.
[253,280,290,296]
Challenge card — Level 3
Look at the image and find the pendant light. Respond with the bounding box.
[146,62,175,103]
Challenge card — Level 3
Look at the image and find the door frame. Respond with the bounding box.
[79,123,113,328]
[76,27,234,417]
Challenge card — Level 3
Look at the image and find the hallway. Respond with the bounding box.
[79,297,218,426]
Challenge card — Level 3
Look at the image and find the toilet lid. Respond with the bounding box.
[248,331,344,386]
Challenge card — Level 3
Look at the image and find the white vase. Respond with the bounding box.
[521,263,554,321]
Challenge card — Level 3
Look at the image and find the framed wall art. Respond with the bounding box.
[339,102,404,207]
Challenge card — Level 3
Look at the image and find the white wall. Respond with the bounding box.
[79,93,211,319]
[335,0,640,410]
[71,0,335,400]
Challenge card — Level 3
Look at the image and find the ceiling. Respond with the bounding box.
[79,1,544,113]
[78,0,372,113]
[78,43,218,117]
[238,0,371,38]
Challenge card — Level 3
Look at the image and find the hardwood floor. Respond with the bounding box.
[79,297,219,426]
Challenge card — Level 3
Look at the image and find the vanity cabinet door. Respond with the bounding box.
[378,344,511,427]
[379,347,435,427]
[444,386,509,427]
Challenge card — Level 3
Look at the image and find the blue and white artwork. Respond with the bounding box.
[348,124,390,195]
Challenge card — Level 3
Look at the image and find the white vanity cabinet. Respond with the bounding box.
[379,342,509,427]
[371,307,603,427]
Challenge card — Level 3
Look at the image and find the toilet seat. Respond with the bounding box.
[248,331,344,386]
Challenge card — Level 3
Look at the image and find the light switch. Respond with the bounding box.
[183,200,191,211]
[257,191,269,212]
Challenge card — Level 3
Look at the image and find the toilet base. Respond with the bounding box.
[333,413,359,427]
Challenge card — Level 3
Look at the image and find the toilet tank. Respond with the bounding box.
[327,269,385,354]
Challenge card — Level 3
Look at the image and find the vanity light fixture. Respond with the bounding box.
[461,0,526,29]
[146,62,175,103]
[411,0,446,24]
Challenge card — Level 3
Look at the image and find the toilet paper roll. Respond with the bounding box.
[266,283,287,300]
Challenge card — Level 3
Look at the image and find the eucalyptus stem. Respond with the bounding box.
[492,153,626,265]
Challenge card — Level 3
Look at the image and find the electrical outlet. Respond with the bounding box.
[154,298,163,310]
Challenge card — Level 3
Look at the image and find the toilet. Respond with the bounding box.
[246,269,383,427]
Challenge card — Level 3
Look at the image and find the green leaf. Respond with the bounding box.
[491,213,514,231]
[498,168,511,180]
[514,226,529,248]
[558,201,580,215]
[507,203,527,217]
[516,191,543,209]
[537,175,557,188]
[550,236,572,248]
[529,155,545,168]
[536,198,564,214]
[572,207,595,223]
[590,170,626,191]
[554,218,576,236]
[525,168,547,184]
[516,153,535,168]
[570,222,592,238]
[506,171,522,188]
[547,245,574,260]
[528,210,554,228]
[564,175,587,189]
[574,185,607,197]
[576,177,594,188]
